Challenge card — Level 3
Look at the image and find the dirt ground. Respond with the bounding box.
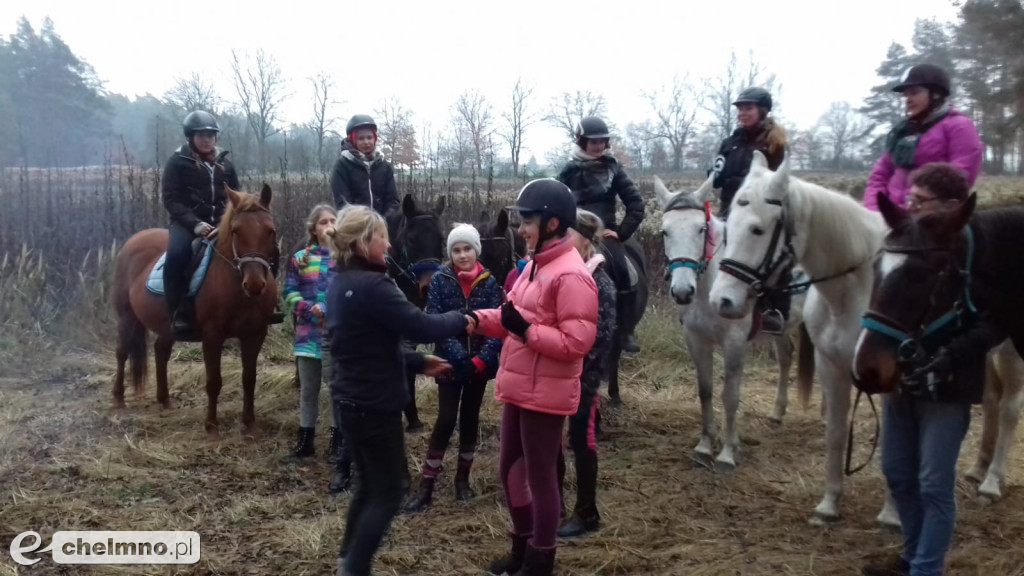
[1,315,1022,576]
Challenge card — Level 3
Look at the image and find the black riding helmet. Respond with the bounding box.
[346,114,377,135]
[732,87,773,112]
[575,115,611,149]
[891,63,951,98]
[507,178,577,230]
[182,110,220,137]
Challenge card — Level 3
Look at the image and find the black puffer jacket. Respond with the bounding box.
[581,259,617,396]
[712,119,786,217]
[329,141,400,217]
[161,145,240,230]
[557,152,645,241]
[327,256,467,413]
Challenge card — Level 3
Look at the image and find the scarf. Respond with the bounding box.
[584,253,606,275]
[885,102,951,168]
[340,140,383,170]
[572,148,615,191]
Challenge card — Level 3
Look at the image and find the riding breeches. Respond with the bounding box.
[164,223,197,309]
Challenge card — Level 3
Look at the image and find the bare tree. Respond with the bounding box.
[788,127,824,170]
[501,78,536,177]
[164,73,220,115]
[443,115,472,174]
[701,49,780,142]
[375,97,420,169]
[643,75,701,172]
[304,72,340,173]
[621,122,654,174]
[231,49,288,171]
[545,90,609,142]
[453,90,493,174]
[817,101,875,168]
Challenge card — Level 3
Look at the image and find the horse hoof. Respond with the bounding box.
[691,451,715,470]
[768,413,784,425]
[406,422,424,434]
[714,459,736,475]
[808,511,840,526]
[874,513,902,531]
[112,400,126,410]
[608,395,623,408]
[159,400,174,410]
[977,478,1002,502]
[206,429,222,442]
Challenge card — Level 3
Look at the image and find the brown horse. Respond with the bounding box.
[111,183,278,440]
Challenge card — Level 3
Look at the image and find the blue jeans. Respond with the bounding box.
[881,395,971,576]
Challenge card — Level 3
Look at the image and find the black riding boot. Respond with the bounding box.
[558,449,600,538]
[326,426,341,463]
[618,290,640,354]
[403,475,436,513]
[281,427,315,463]
[487,533,530,575]
[512,545,556,576]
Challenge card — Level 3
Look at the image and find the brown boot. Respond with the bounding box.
[861,556,910,576]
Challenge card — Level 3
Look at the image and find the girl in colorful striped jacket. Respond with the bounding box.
[281,205,352,491]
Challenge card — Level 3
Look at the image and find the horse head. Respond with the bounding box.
[710,151,794,319]
[220,183,277,299]
[387,193,446,305]
[657,174,719,305]
[853,192,978,394]
[476,208,522,288]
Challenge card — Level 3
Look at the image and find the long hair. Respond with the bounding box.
[573,209,605,261]
[763,118,787,159]
[298,204,338,267]
[325,205,387,264]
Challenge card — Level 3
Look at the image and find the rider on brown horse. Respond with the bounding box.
[161,110,282,338]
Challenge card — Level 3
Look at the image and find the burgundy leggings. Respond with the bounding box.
[500,403,566,550]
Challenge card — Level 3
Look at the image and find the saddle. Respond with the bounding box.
[598,239,644,290]
[145,238,215,297]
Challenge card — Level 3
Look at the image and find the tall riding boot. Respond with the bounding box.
[487,532,530,575]
[280,427,315,463]
[326,426,341,463]
[557,449,600,538]
[512,545,556,576]
[454,455,476,501]
[618,290,640,354]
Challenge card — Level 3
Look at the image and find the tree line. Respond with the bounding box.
[1,0,1022,176]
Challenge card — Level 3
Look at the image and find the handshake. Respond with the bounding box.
[463,302,531,340]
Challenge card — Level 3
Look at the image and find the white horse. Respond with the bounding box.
[656,175,811,473]
[969,342,1024,501]
[708,152,900,525]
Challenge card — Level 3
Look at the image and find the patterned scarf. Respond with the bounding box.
[340,140,383,170]
[885,102,951,168]
[571,148,615,191]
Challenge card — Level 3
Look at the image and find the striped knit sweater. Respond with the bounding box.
[283,243,335,359]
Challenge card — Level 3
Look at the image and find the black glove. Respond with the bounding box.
[900,348,953,400]
[465,310,480,326]
[501,301,531,340]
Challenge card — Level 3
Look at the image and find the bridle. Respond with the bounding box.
[209,208,276,278]
[386,213,443,285]
[664,200,719,280]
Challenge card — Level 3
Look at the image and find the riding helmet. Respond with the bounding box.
[346,114,377,135]
[182,110,220,137]
[732,87,773,111]
[891,63,951,97]
[507,178,578,229]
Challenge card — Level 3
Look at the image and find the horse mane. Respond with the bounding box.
[217,190,268,239]
[787,176,887,270]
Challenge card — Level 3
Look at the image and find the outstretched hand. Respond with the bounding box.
[500,301,531,340]
[421,355,453,378]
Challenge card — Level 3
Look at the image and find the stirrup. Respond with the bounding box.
[760,308,785,335]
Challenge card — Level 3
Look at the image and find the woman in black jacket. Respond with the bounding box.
[330,115,401,218]
[557,115,645,353]
[324,205,469,576]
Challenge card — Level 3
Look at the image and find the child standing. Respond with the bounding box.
[404,224,503,512]
[280,205,350,481]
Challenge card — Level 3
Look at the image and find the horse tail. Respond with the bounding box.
[796,322,815,410]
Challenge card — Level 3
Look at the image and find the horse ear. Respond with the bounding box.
[225,184,241,207]
[435,195,447,216]
[751,150,769,172]
[402,194,416,218]
[693,173,715,204]
[877,192,910,229]
[653,175,675,210]
[767,156,790,199]
[496,209,509,234]
[948,192,977,232]
[259,182,272,208]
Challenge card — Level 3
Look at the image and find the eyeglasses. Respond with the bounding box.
[906,196,942,211]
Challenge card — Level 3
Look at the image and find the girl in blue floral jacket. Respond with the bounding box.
[404,223,503,512]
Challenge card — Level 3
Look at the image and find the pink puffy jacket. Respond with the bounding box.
[475,237,598,416]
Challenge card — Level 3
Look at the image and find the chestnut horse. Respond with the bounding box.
[111,184,278,439]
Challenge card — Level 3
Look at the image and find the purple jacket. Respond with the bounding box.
[863,108,982,211]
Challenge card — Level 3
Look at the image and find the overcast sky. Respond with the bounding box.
[1,0,960,160]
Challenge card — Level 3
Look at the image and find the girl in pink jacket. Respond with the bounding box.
[469,179,598,576]
[863,63,982,211]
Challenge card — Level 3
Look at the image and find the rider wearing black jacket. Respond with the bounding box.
[557,116,645,353]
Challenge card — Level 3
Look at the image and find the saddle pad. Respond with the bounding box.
[625,257,639,288]
[145,240,215,297]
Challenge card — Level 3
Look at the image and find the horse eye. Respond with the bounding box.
[661,229,668,237]
[751,226,765,236]
[736,199,749,207]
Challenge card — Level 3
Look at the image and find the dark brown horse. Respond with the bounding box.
[111,184,278,440]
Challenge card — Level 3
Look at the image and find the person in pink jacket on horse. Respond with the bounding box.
[863,63,982,211]
[467,178,598,576]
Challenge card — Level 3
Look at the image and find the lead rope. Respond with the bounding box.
[845,388,880,476]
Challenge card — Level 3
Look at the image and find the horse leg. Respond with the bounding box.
[967,353,1000,486]
[202,338,225,441]
[686,329,715,468]
[239,331,267,440]
[716,337,745,474]
[153,335,175,409]
[114,314,147,408]
[771,333,794,424]
[607,339,624,406]
[979,346,1024,501]
[810,354,851,525]
[404,371,423,432]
